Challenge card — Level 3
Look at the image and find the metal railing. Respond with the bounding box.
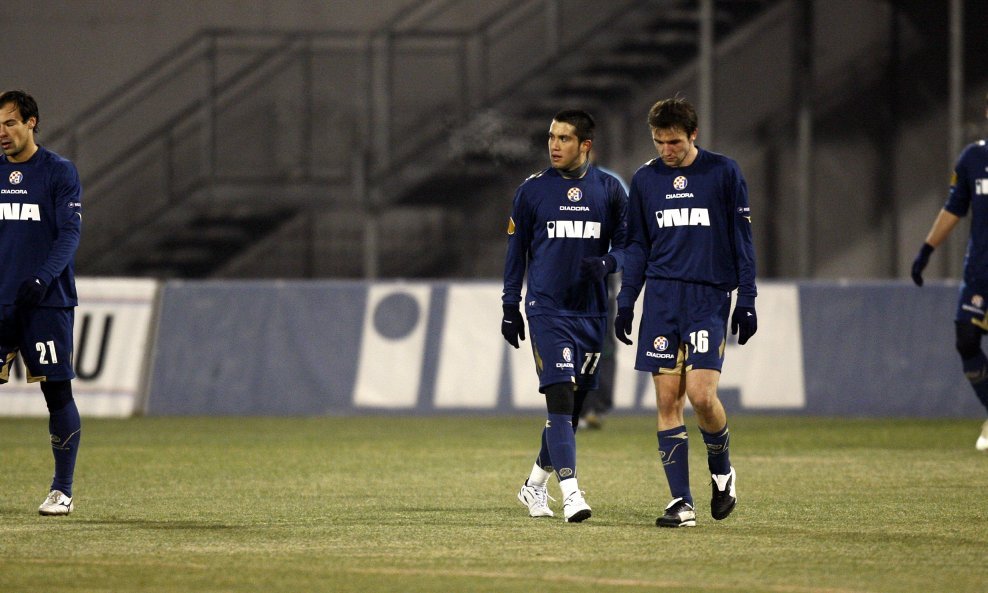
[42,0,641,276]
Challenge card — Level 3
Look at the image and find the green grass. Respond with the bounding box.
[1,415,986,593]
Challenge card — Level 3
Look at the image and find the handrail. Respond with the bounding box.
[47,0,653,278]
[44,0,438,151]
[45,29,209,151]
[369,0,643,182]
[81,33,305,187]
[46,0,638,202]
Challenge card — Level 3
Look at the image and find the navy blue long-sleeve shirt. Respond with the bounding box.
[0,146,82,306]
[502,165,628,318]
[944,140,988,291]
[618,148,756,309]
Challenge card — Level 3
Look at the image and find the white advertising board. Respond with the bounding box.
[0,277,159,417]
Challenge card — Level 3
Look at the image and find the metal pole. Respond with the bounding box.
[698,0,715,147]
[794,0,813,277]
[205,33,218,179]
[885,3,900,277]
[545,0,560,58]
[371,32,392,170]
[948,0,963,158]
[945,0,963,274]
[366,33,391,279]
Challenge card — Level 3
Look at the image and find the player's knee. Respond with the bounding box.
[40,380,74,413]
[544,382,575,415]
[955,322,984,360]
[687,389,721,418]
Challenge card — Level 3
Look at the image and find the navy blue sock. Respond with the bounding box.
[536,425,552,470]
[658,426,691,505]
[536,416,580,470]
[49,400,81,496]
[962,352,988,412]
[700,424,731,476]
[546,413,577,481]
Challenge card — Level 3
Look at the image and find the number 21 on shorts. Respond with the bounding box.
[36,340,58,365]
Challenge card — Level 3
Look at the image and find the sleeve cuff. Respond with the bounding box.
[735,294,756,309]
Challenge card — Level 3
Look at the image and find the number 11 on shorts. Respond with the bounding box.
[581,352,601,374]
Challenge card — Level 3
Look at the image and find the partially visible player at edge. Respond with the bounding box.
[501,109,628,522]
[911,92,988,451]
[0,90,84,515]
[615,97,757,527]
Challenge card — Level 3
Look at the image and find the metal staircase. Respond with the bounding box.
[44,0,779,279]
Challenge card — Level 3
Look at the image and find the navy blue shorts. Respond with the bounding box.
[527,314,606,392]
[635,279,731,374]
[0,305,76,383]
[955,282,988,331]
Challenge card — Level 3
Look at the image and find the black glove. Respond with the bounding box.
[15,277,47,308]
[614,306,634,345]
[731,306,757,345]
[911,243,934,287]
[501,304,525,349]
[580,254,616,282]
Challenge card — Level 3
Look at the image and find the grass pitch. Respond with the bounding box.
[1,414,986,593]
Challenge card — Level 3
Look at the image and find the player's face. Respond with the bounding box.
[548,120,590,172]
[0,102,37,163]
[651,126,697,168]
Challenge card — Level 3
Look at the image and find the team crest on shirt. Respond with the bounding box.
[566,187,583,202]
[973,294,984,309]
[673,176,687,190]
[9,171,23,184]
[653,336,669,351]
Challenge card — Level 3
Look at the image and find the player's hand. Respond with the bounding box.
[911,243,934,286]
[614,306,634,345]
[501,304,526,348]
[580,254,616,282]
[14,277,47,309]
[731,306,757,345]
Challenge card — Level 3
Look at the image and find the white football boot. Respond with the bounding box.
[562,490,592,523]
[517,482,554,517]
[976,419,988,452]
[38,490,74,516]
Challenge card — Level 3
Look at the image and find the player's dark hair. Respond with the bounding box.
[0,90,40,134]
[552,109,595,143]
[648,98,697,136]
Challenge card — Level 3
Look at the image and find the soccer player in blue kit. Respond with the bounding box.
[911,93,988,451]
[615,98,757,527]
[0,90,84,515]
[501,109,628,522]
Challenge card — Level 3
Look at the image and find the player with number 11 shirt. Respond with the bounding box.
[501,109,627,523]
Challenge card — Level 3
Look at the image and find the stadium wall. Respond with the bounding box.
[0,279,977,418]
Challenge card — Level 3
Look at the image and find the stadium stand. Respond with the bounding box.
[16,0,986,281]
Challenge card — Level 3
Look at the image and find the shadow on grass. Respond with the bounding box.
[75,518,242,530]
